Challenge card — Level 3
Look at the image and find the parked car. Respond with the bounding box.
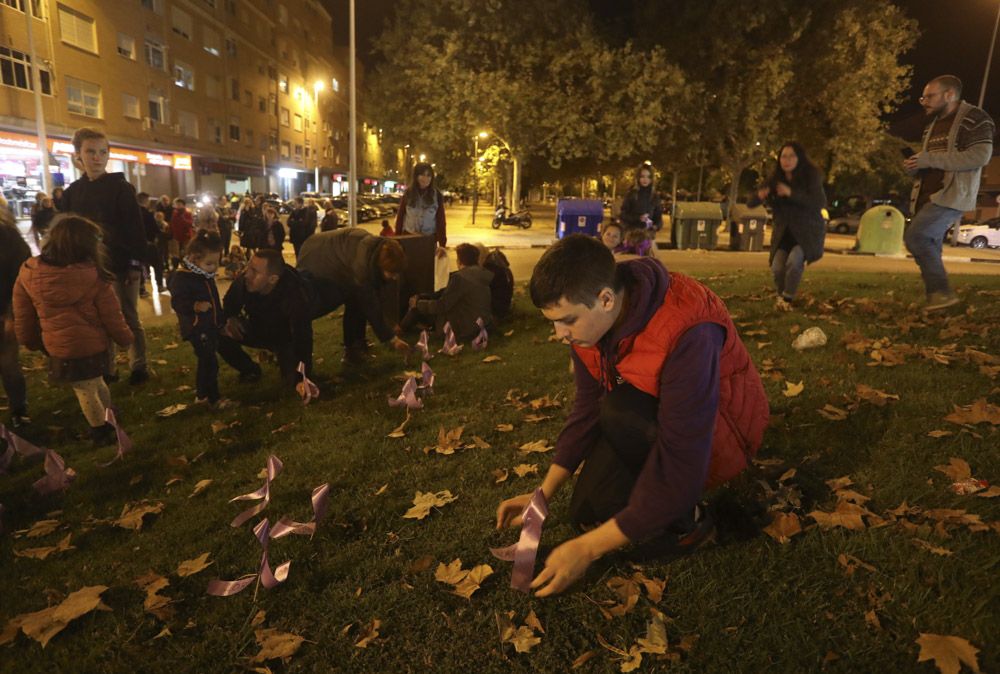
[953,217,1000,249]
[826,215,860,235]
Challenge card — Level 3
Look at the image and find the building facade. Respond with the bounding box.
[0,0,390,214]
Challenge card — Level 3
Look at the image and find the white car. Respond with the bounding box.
[954,218,1000,249]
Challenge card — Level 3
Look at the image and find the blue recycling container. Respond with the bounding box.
[555,198,603,239]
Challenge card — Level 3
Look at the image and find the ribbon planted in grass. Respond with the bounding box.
[439,322,463,356]
[416,330,433,361]
[296,362,320,405]
[98,408,132,467]
[491,489,549,593]
[471,317,488,351]
[388,376,423,410]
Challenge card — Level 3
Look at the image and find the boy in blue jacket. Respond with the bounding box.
[168,231,225,405]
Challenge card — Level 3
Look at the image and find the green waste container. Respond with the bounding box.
[856,206,905,255]
[729,204,769,251]
[674,202,723,250]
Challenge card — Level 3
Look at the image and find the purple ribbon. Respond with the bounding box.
[388,376,423,410]
[420,362,435,392]
[207,517,290,597]
[229,455,283,528]
[471,318,488,351]
[416,330,433,361]
[270,483,330,539]
[0,424,44,473]
[490,489,549,593]
[32,449,77,496]
[297,362,320,405]
[97,408,132,467]
[438,322,463,356]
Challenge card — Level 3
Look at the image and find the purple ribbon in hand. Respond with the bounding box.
[229,455,283,528]
[32,449,77,495]
[297,361,320,405]
[420,362,435,392]
[490,489,549,593]
[416,330,433,361]
[438,322,463,356]
[388,376,423,410]
[270,483,330,539]
[206,517,290,597]
[97,408,132,467]
[471,318,488,351]
[0,423,44,474]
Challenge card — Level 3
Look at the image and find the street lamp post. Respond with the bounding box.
[313,80,324,192]
[980,1,1000,107]
[472,131,488,225]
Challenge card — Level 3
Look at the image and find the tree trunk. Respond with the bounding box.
[512,155,521,209]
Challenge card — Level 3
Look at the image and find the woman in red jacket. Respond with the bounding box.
[13,215,134,446]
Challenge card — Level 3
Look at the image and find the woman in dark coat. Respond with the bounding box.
[750,142,826,304]
[618,162,663,232]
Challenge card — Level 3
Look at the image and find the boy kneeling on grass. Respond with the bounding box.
[168,231,226,406]
[496,235,769,596]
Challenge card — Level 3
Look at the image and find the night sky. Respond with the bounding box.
[322,0,1000,131]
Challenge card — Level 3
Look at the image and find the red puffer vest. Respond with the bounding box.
[573,272,769,488]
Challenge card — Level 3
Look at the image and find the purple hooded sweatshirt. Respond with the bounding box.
[553,258,725,541]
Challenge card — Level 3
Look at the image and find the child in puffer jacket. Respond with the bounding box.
[13,215,134,446]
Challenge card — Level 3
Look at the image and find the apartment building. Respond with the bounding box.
[0,0,389,215]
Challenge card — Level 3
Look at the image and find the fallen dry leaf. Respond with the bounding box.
[13,534,74,560]
[513,463,539,478]
[524,610,545,634]
[354,619,381,648]
[374,484,388,496]
[934,458,972,482]
[387,414,410,438]
[434,559,493,599]
[499,611,543,653]
[403,490,457,520]
[782,380,804,398]
[405,555,434,574]
[631,571,666,603]
[518,439,553,454]
[9,585,109,648]
[912,539,953,556]
[491,468,509,484]
[809,501,867,530]
[915,633,980,674]
[636,611,669,655]
[482,355,502,363]
[763,512,802,544]
[470,436,491,449]
[210,420,228,434]
[189,479,213,498]
[22,519,61,538]
[817,404,849,421]
[156,404,188,418]
[572,650,597,668]
[495,423,514,432]
[944,398,1000,426]
[177,552,213,577]
[135,572,172,620]
[606,576,641,617]
[253,627,305,662]
[855,384,900,407]
[523,414,552,423]
[928,430,955,438]
[620,646,644,672]
[115,502,165,531]
[425,425,465,455]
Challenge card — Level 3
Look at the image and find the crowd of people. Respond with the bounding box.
[1,74,994,597]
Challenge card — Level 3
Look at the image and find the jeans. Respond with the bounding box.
[109,276,147,373]
[0,325,27,415]
[217,328,298,386]
[904,202,963,296]
[189,332,220,403]
[771,245,805,300]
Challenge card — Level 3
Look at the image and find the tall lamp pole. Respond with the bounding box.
[348,0,357,226]
[472,131,487,225]
[313,80,324,192]
[980,1,1000,108]
[25,0,50,195]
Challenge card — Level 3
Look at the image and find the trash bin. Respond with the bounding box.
[856,206,905,255]
[555,199,603,239]
[674,202,723,250]
[737,206,768,252]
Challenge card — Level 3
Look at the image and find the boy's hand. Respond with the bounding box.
[496,492,533,529]
[193,301,212,312]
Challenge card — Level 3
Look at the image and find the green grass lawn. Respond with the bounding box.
[0,268,997,673]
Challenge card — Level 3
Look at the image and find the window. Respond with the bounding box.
[122,93,140,118]
[0,47,51,95]
[293,114,302,132]
[171,7,192,40]
[269,131,277,150]
[208,117,222,144]
[294,144,303,161]
[331,78,340,93]
[225,37,237,58]
[206,75,221,99]
[117,33,135,60]
[258,96,266,113]
[278,4,287,25]
[147,89,166,123]
[144,38,166,71]
[268,65,277,82]
[178,110,198,138]
[141,0,163,13]
[243,89,252,107]
[245,128,253,148]
[278,74,288,94]
[228,116,240,141]
[224,0,236,15]
[203,27,221,56]
[268,93,277,115]
[65,76,101,117]
[58,5,97,53]
[173,61,194,91]
[259,135,267,151]
[280,107,290,127]
[229,77,239,101]
[2,0,42,14]
[280,141,290,159]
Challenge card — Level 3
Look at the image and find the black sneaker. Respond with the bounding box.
[239,368,262,383]
[90,423,116,447]
[128,368,150,386]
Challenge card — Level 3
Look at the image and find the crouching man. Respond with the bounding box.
[496,235,769,596]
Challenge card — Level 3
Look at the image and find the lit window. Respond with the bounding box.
[229,116,240,141]
[117,33,135,60]
[280,107,290,127]
[147,89,166,123]
[0,47,51,94]
[331,78,340,93]
[58,4,97,53]
[122,93,140,118]
[173,61,194,91]
[293,114,302,132]
[279,74,288,94]
[65,75,101,117]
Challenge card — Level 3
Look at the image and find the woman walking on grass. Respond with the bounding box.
[750,142,826,307]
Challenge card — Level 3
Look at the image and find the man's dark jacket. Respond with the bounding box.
[61,172,146,275]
